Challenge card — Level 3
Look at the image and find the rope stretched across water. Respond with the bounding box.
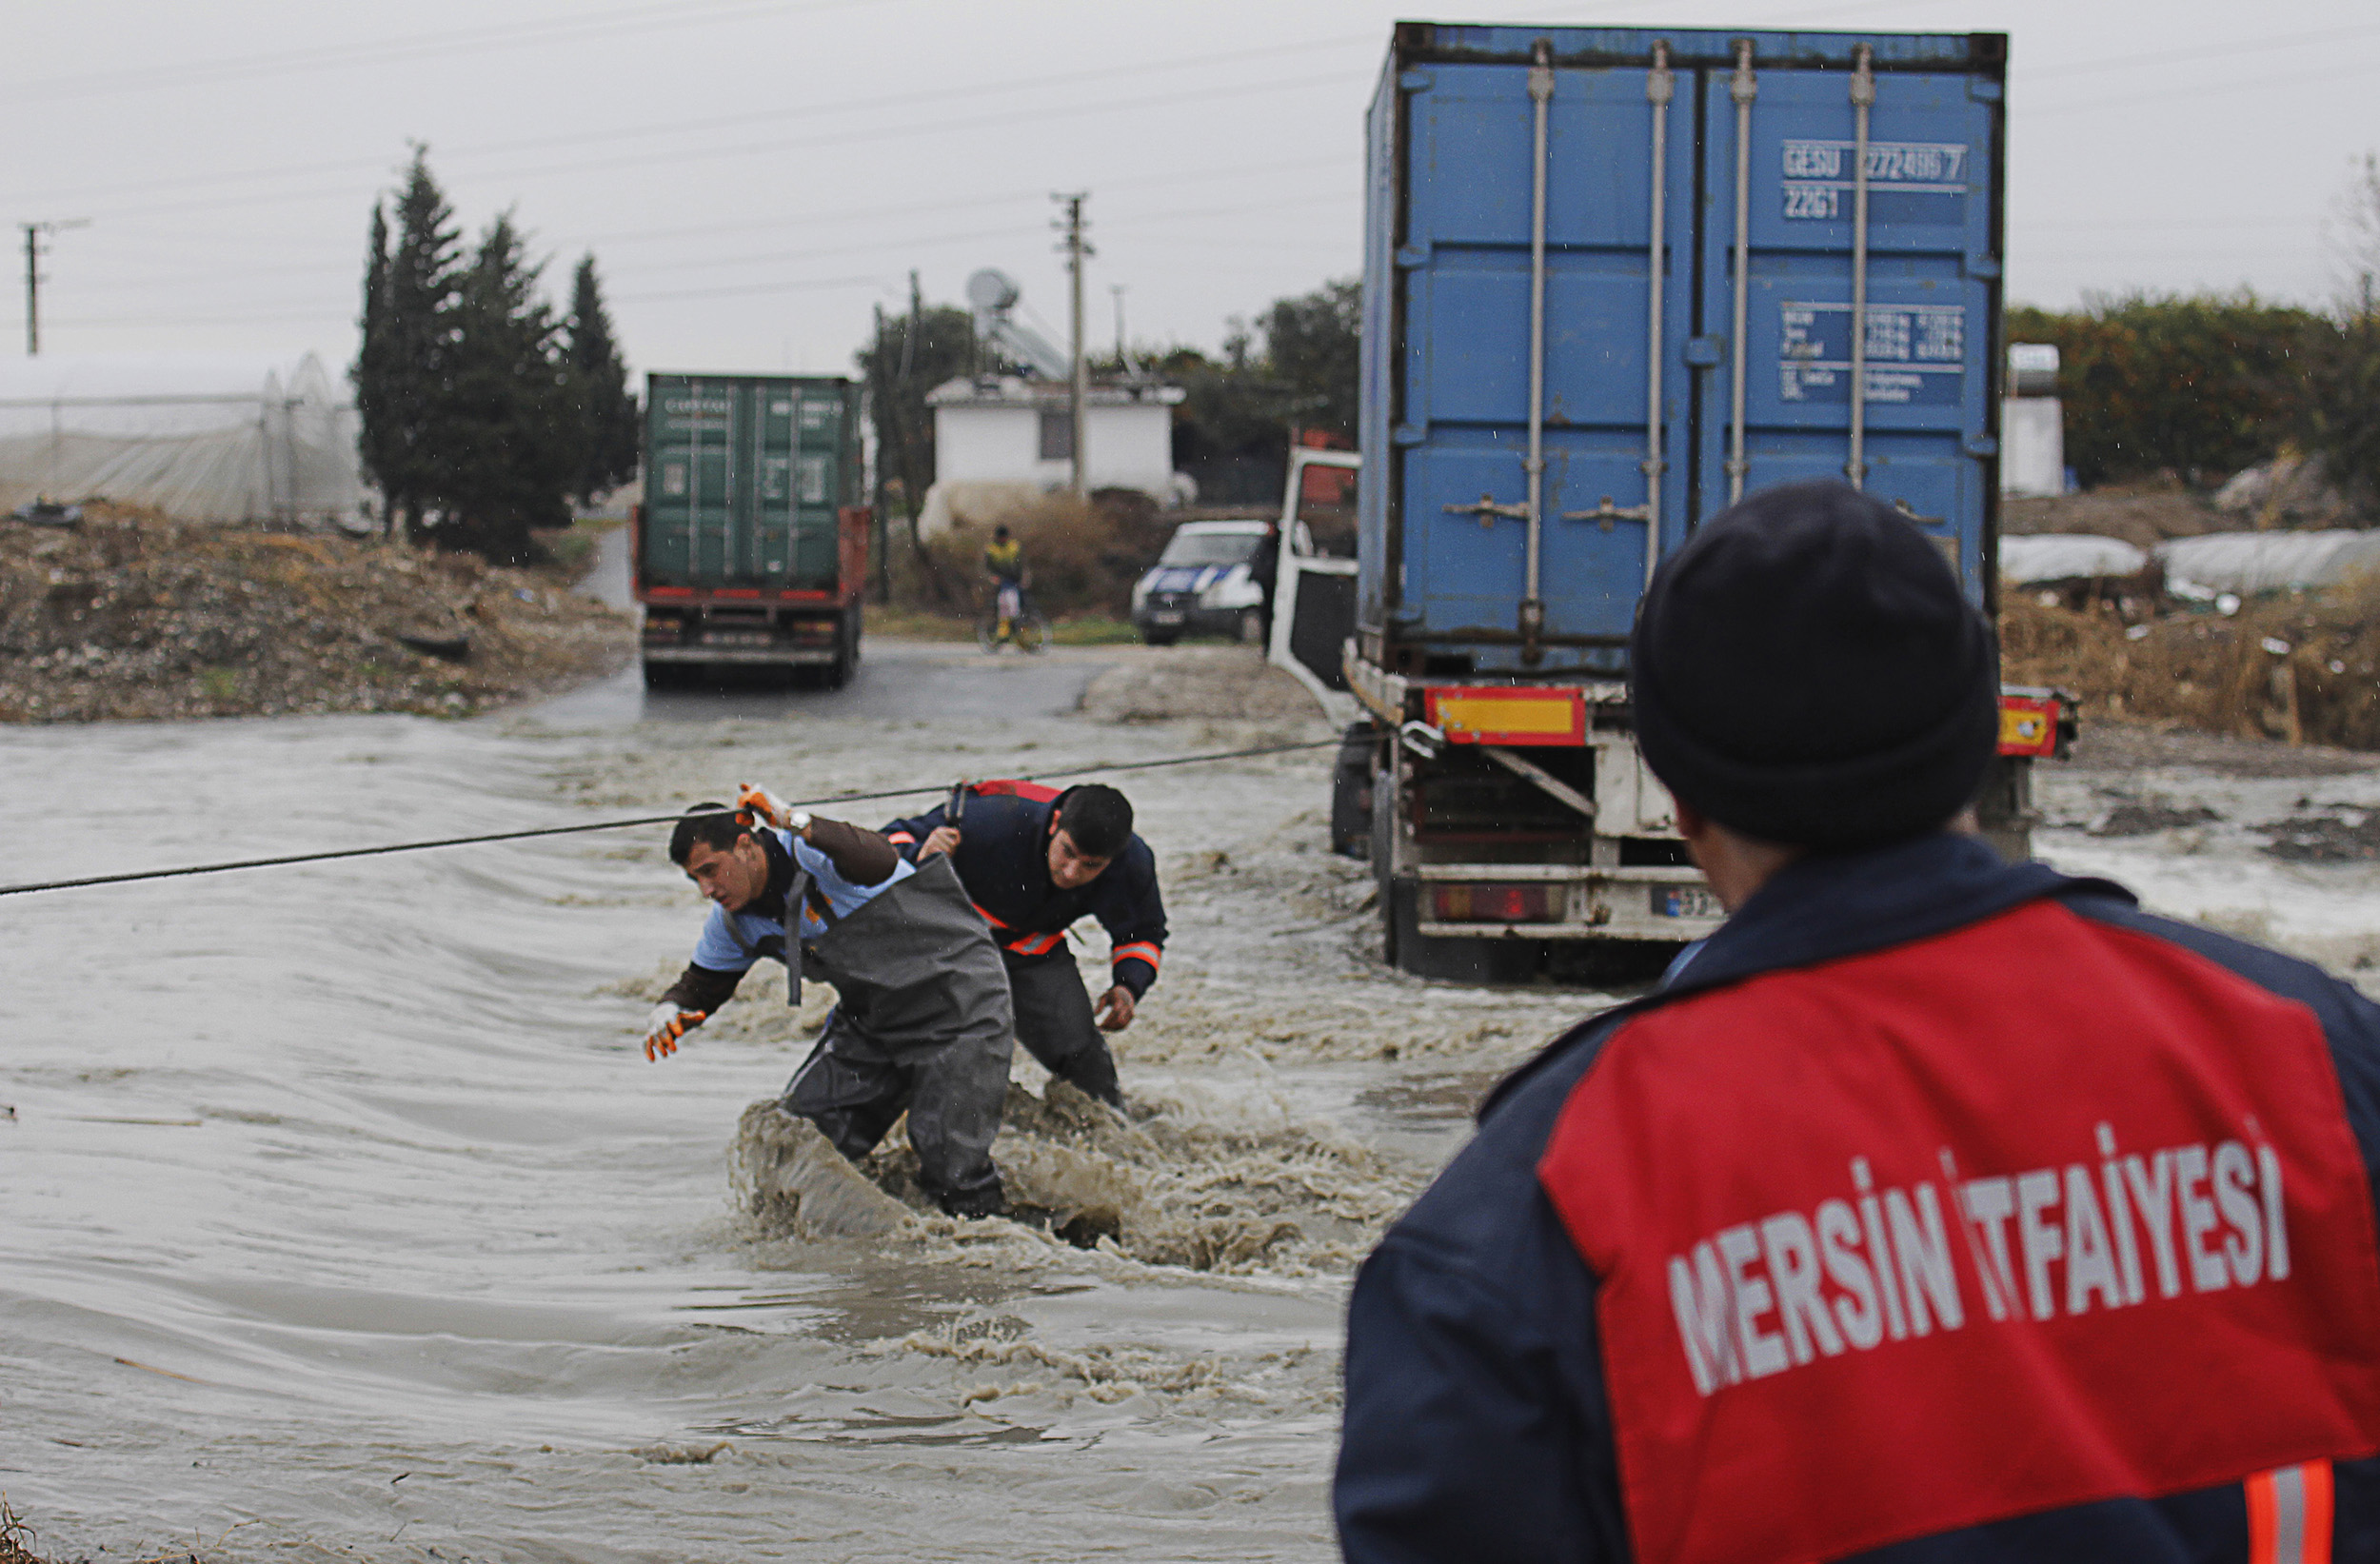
[0,738,1340,900]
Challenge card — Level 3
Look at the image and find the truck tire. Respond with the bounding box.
[1330,722,1378,859]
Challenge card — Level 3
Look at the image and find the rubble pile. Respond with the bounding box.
[2002,583,2380,751]
[0,506,633,723]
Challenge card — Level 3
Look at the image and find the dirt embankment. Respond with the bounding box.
[0,507,633,723]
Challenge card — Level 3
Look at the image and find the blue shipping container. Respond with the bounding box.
[1359,24,2007,676]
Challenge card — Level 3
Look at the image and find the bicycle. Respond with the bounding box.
[977,581,1051,654]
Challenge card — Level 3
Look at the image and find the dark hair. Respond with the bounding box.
[993,525,1011,540]
[1056,784,1133,859]
[668,802,749,865]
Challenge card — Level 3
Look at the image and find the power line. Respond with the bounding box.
[0,34,1376,215]
[0,0,849,104]
[0,739,1338,900]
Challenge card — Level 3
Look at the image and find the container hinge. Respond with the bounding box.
[1968,78,2002,102]
[1964,434,2000,457]
[1395,242,1434,269]
[1399,69,1435,93]
[1683,336,1725,367]
[1965,253,2002,279]
[1393,424,1428,445]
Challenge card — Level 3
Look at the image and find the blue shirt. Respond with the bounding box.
[689,828,912,972]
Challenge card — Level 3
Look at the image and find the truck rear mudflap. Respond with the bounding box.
[1412,863,1722,940]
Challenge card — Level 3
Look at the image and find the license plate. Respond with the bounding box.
[1653,885,1720,920]
[1149,609,1184,624]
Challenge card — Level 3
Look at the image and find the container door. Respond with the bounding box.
[790,391,843,588]
[1696,58,1999,603]
[644,376,738,586]
[1398,56,1694,671]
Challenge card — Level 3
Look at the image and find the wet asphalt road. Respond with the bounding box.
[536,525,1118,727]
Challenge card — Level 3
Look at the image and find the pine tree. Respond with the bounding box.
[563,255,639,505]
[437,211,574,565]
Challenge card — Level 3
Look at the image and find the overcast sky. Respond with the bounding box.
[5,0,2375,383]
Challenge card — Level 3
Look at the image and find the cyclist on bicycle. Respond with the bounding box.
[983,525,1029,645]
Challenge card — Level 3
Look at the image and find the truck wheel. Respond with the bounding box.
[1141,629,1177,647]
[641,659,678,689]
[1386,879,1539,983]
[1330,722,1378,859]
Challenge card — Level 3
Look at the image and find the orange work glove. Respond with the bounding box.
[644,1002,705,1061]
[734,782,791,829]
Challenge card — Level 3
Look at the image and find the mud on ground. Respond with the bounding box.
[0,506,632,723]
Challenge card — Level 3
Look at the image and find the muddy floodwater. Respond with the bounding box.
[9,626,2380,1561]
[0,636,1608,1564]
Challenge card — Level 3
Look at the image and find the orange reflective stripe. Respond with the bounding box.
[1006,931,1064,956]
[970,901,1009,929]
[2249,1460,2333,1564]
[886,831,916,846]
[1112,941,1161,971]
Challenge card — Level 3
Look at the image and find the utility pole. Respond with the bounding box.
[1053,191,1091,497]
[1110,284,1127,369]
[21,218,89,356]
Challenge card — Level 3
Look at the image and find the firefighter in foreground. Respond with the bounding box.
[644,787,1013,1218]
[1335,481,2380,1562]
[882,782,1161,1110]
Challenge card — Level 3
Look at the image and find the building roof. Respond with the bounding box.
[926,373,1184,409]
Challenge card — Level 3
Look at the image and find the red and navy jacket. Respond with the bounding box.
[881,781,1167,998]
[1336,830,2380,1564]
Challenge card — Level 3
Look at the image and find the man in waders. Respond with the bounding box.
[643,786,1014,1218]
[881,782,1162,1110]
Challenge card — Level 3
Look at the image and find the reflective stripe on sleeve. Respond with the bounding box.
[1112,941,1162,972]
[1005,931,1065,956]
[886,831,916,847]
[2248,1460,2333,1564]
[971,901,1010,929]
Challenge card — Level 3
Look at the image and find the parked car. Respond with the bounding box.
[1130,519,1271,645]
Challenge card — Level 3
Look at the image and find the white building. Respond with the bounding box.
[918,374,1190,535]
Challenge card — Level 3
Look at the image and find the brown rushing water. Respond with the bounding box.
[0,635,1618,1563]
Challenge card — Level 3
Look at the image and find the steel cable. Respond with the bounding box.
[0,737,1339,899]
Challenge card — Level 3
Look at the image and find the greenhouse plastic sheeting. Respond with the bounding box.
[2155,530,2380,596]
[1998,534,2147,584]
[0,353,363,525]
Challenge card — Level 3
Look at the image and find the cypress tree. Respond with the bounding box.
[563,255,639,505]
[352,203,398,533]
[353,150,463,543]
[438,211,574,565]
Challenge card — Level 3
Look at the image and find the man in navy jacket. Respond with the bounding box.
[882,782,1164,1108]
[1336,482,2380,1563]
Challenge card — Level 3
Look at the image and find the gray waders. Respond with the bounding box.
[732,853,1015,1217]
[1003,956,1123,1108]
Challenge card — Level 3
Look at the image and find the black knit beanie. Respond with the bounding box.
[1629,480,1997,851]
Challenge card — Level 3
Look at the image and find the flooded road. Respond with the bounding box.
[0,560,1608,1560]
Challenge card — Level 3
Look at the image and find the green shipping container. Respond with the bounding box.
[640,373,860,591]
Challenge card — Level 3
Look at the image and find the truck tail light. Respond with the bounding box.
[1997,688,2075,758]
[1432,882,1559,922]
